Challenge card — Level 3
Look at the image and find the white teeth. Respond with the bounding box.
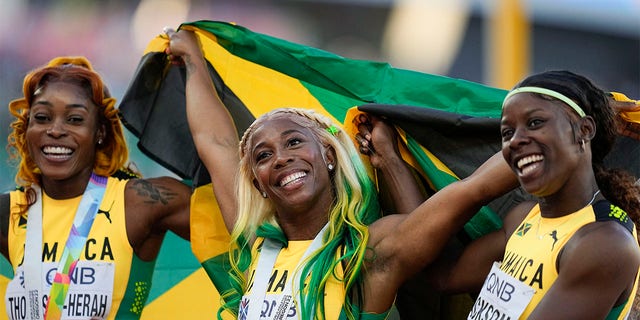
[516,154,544,175]
[280,172,307,187]
[521,163,540,176]
[43,146,73,155]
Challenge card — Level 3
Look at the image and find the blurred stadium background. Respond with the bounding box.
[1,0,638,191]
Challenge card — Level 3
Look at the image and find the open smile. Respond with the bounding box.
[278,171,307,187]
[516,154,544,176]
[42,145,74,160]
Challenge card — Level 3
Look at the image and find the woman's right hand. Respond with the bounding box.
[356,113,425,215]
[164,27,204,65]
[355,113,401,170]
[168,25,239,232]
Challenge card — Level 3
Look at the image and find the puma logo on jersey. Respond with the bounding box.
[97,201,114,224]
[549,230,559,250]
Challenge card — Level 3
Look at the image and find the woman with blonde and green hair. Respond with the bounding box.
[166,28,518,320]
[1,56,191,319]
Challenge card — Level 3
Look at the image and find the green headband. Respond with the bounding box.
[503,86,586,118]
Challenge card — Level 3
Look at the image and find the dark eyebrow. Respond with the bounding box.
[281,129,303,136]
[32,100,89,111]
[251,128,305,154]
[501,106,548,125]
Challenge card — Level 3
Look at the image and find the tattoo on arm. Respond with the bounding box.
[129,180,178,205]
[184,56,195,79]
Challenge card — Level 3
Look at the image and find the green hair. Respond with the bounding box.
[219,108,381,319]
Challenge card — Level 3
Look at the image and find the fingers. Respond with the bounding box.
[164,27,178,59]
[356,113,373,139]
[610,99,638,112]
[357,122,372,141]
[163,26,176,37]
[353,112,403,170]
[164,27,199,65]
[355,113,375,155]
[355,133,373,155]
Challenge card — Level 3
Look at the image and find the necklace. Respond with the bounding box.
[534,189,601,240]
[588,189,601,205]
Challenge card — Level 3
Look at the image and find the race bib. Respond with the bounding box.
[6,261,115,320]
[468,262,535,320]
[239,294,297,320]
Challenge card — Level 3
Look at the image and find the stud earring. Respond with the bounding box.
[580,139,585,152]
[328,163,334,171]
[98,138,103,145]
[261,191,267,198]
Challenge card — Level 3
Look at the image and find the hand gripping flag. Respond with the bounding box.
[117,20,511,319]
[118,19,512,238]
[117,20,640,319]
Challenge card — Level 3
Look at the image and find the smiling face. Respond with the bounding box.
[248,117,335,216]
[25,81,104,190]
[500,93,584,197]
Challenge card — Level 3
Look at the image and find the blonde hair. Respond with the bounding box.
[220,108,380,319]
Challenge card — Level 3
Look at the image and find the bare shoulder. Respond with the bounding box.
[554,220,640,313]
[570,220,638,254]
[562,220,640,277]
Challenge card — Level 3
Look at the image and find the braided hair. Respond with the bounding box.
[220,108,381,319]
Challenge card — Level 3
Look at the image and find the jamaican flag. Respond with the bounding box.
[118,20,514,236]
[117,20,640,319]
[117,20,511,319]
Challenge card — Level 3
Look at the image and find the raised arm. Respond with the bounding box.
[368,151,519,286]
[355,114,426,214]
[166,28,238,230]
[358,151,518,313]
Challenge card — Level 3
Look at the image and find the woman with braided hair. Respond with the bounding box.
[165,28,517,319]
[399,70,640,319]
[1,56,191,319]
